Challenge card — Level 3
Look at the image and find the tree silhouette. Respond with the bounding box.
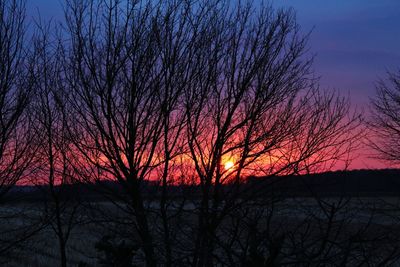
[0,0,42,259]
[55,0,361,265]
[0,0,35,201]
[1,0,398,266]
[30,22,81,267]
[370,70,400,164]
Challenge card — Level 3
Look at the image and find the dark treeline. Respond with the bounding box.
[0,0,399,266]
[6,169,400,202]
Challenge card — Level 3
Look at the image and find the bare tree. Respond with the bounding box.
[0,0,42,259]
[62,0,195,265]
[30,23,81,267]
[54,0,361,265]
[0,0,396,265]
[0,0,34,199]
[366,70,400,265]
[179,2,360,266]
[370,70,400,164]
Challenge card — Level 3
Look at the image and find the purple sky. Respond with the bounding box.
[277,0,400,106]
[26,0,400,105]
[275,1,400,169]
[25,1,400,169]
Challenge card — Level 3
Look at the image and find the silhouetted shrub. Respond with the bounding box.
[95,235,139,267]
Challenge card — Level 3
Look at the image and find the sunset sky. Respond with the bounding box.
[278,1,400,103]
[278,0,400,169]
[25,0,400,169]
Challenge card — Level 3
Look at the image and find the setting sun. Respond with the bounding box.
[224,161,234,170]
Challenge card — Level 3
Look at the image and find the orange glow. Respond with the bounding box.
[224,160,234,170]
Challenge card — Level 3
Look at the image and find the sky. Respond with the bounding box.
[25,0,400,105]
[25,0,400,169]
[276,0,400,105]
[274,0,400,169]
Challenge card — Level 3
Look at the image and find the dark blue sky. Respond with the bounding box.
[277,0,400,106]
[26,0,400,106]
[276,1,400,169]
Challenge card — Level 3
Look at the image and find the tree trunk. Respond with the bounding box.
[130,184,156,267]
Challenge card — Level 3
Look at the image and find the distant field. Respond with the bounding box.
[1,197,400,266]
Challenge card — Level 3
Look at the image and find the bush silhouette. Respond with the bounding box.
[95,235,139,267]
